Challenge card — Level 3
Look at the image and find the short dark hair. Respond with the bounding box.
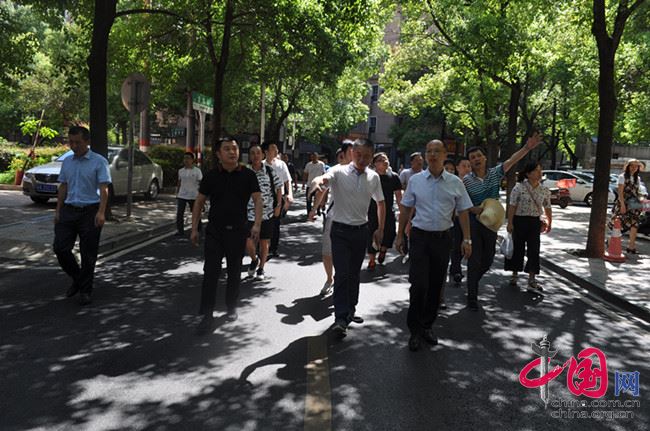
[184,152,195,159]
[372,152,389,164]
[340,140,353,154]
[214,136,238,153]
[409,152,422,162]
[69,125,90,141]
[517,161,541,182]
[456,156,469,166]
[352,139,374,151]
[261,141,278,152]
[466,146,486,158]
[248,143,261,154]
[444,159,455,166]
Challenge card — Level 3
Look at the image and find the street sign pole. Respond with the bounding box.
[121,73,150,219]
[191,91,214,168]
[198,111,206,167]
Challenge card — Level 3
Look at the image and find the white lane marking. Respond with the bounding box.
[304,335,332,431]
[97,231,177,264]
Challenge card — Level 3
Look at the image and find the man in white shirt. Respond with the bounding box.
[262,141,293,256]
[302,152,326,215]
[397,152,424,264]
[176,152,203,235]
[311,140,385,338]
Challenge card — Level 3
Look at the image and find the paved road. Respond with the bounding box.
[1,201,649,430]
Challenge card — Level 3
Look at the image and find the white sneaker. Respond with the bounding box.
[247,258,258,277]
[402,254,409,264]
[255,268,265,280]
[320,281,333,296]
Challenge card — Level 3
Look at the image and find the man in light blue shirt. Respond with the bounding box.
[54,126,111,305]
[396,140,472,352]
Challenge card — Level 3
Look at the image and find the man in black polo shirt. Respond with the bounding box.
[191,138,262,335]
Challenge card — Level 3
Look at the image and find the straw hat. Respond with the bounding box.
[478,198,505,232]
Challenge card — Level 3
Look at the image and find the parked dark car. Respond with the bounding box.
[550,187,571,208]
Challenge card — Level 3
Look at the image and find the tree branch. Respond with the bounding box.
[115,8,196,25]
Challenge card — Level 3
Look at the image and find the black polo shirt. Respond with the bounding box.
[199,164,260,230]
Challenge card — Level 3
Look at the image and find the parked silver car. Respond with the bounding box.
[542,170,615,206]
[22,146,163,204]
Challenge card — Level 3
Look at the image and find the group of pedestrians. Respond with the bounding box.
[52,126,557,350]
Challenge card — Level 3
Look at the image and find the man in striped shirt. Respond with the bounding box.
[463,133,542,310]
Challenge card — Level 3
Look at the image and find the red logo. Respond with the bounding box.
[520,337,608,399]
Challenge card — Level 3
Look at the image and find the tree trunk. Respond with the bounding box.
[550,100,557,169]
[210,0,234,150]
[186,90,195,151]
[87,0,117,158]
[585,45,616,257]
[504,83,521,198]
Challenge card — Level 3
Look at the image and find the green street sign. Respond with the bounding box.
[192,91,214,114]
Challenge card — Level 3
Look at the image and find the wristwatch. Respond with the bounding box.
[463,239,472,245]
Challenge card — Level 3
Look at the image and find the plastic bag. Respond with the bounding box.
[500,233,514,259]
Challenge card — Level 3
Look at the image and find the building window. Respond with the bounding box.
[369,117,377,134]
[371,85,379,102]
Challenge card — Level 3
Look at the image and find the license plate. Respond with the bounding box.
[36,184,57,193]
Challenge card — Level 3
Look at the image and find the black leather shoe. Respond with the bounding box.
[408,334,421,351]
[78,292,92,306]
[422,329,438,346]
[332,321,347,339]
[467,299,479,311]
[66,282,80,297]
[195,314,214,335]
[226,310,238,322]
[350,315,364,324]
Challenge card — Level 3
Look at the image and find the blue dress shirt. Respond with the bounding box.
[58,149,112,206]
[401,169,473,232]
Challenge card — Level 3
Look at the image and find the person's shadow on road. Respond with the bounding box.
[275,294,334,325]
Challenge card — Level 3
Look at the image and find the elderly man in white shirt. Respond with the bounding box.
[396,140,473,352]
[311,139,385,339]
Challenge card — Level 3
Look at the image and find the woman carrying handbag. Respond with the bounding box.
[505,162,552,293]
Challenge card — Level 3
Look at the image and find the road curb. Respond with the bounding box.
[0,184,21,190]
[98,221,176,258]
[540,256,650,324]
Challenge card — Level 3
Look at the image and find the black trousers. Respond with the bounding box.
[467,215,498,302]
[407,227,451,335]
[199,224,247,315]
[306,190,315,214]
[53,204,102,294]
[504,216,541,275]
[331,222,368,323]
[448,217,463,276]
[176,198,201,234]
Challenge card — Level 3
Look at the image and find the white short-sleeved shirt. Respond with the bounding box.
[265,158,292,190]
[177,166,203,200]
[401,169,473,231]
[509,180,551,217]
[323,163,384,226]
[304,161,326,183]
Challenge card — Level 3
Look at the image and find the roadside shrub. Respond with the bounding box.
[148,145,186,188]
[0,145,68,176]
[0,171,15,184]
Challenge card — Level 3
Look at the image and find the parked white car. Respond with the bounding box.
[542,170,614,206]
[22,146,163,204]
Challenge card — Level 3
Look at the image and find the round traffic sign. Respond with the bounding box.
[121,73,150,113]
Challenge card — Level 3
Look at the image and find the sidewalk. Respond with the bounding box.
[0,194,178,267]
[534,205,650,323]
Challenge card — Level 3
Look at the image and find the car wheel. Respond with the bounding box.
[584,192,593,207]
[559,198,569,209]
[145,179,159,200]
[30,196,50,204]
